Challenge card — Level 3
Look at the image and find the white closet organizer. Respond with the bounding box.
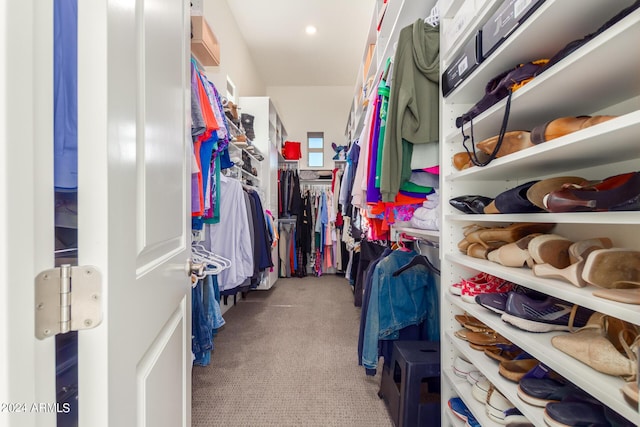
[440,0,640,426]
[239,97,289,290]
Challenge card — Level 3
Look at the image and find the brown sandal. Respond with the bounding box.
[454,313,492,333]
[498,359,539,382]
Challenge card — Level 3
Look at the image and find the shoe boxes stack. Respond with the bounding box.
[442,0,545,97]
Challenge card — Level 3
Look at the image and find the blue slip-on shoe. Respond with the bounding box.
[517,377,583,407]
[502,292,594,332]
[543,401,609,427]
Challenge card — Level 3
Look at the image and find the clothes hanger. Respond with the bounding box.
[392,253,440,277]
[392,233,440,276]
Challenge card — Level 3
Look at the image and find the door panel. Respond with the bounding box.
[76,0,191,426]
[1,1,57,426]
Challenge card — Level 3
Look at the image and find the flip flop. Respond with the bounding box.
[465,331,511,347]
[454,313,492,332]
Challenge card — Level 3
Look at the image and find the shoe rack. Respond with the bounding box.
[439,1,640,426]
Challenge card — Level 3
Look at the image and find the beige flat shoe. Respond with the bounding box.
[488,233,541,267]
[528,234,573,268]
[593,286,640,305]
[551,312,639,381]
[532,237,613,287]
[476,130,534,158]
[582,248,640,288]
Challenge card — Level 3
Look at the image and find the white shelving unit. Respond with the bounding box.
[439,1,640,426]
[238,97,289,290]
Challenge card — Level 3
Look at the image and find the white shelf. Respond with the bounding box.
[445,253,640,326]
[445,110,640,182]
[445,8,640,141]
[394,226,440,241]
[446,295,638,423]
[439,2,640,426]
[240,168,260,181]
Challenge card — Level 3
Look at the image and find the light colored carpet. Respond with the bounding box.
[192,275,394,427]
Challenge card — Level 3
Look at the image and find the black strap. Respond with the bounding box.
[461,89,513,167]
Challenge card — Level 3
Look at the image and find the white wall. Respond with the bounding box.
[200,0,265,98]
[266,86,352,169]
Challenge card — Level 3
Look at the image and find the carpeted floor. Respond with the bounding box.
[191,275,394,427]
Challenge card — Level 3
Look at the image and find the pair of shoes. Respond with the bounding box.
[484,343,526,363]
[462,223,556,249]
[501,292,595,333]
[465,330,511,350]
[452,151,490,170]
[551,312,639,381]
[485,384,531,425]
[527,171,640,213]
[583,248,640,304]
[450,272,504,296]
[448,397,480,426]
[460,275,514,304]
[530,115,617,144]
[543,393,636,427]
[450,195,494,214]
[487,233,542,268]
[498,358,539,383]
[517,376,583,407]
[532,237,613,287]
[476,130,535,159]
[455,312,492,332]
[476,286,547,315]
[483,181,545,214]
[454,356,488,385]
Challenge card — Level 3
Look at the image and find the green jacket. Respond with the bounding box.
[380,19,439,202]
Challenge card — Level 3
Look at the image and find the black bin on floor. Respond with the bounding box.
[378,340,441,427]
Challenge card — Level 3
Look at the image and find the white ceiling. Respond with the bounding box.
[226,0,376,87]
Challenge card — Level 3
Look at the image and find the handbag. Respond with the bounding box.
[282,141,302,160]
[457,59,548,167]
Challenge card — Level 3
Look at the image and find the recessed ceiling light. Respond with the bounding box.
[305,25,317,35]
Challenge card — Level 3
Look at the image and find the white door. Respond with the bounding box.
[1,0,192,426]
[1,1,58,426]
[76,1,192,426]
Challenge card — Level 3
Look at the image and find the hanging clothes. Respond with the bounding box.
[205,175,253,292]
[359,248,440,374]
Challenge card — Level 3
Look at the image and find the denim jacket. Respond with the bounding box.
[362,250,439,371]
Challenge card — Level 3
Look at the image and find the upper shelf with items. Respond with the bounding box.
[190,16,220,66]
[444,0,640,108]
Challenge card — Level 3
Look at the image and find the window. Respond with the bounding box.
[307,132,324,167]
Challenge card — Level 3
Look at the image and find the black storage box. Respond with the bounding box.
[442,33,481,97]
[480,0,545,60]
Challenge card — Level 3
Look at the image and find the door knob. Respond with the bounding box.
[185,259,205,277]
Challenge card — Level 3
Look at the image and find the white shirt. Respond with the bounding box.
[206,175,254,291]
